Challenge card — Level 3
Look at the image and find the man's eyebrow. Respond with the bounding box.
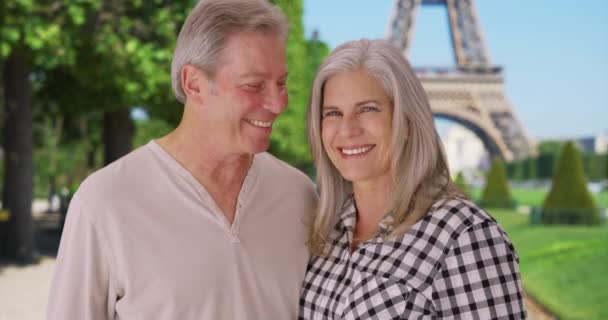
[239,71,268,78]
[238,71,289,79]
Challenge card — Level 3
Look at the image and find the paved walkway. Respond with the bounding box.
[0,258,54,320]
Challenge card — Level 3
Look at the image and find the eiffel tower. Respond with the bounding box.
[387,0,532,161]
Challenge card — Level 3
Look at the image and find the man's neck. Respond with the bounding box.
[156,118,253,224]
[157,105,253,183]
[158,129,251,184]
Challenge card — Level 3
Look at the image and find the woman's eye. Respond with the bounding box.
[361,105,377,112]
[323,110,341,118]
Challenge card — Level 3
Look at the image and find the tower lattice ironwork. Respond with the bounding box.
[388,0,532,161]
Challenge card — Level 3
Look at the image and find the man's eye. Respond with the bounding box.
[245,83,264,90]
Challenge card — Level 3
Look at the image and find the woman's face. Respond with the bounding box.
[321,69,393,186]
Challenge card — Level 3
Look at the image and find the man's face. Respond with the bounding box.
[201,31,288,155]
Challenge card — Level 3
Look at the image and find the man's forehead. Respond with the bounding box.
[219,55,287,78]
[215,32,287,78]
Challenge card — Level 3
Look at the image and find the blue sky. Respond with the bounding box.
[303,0,608,140]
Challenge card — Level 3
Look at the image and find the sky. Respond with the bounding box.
[303,0,608,140]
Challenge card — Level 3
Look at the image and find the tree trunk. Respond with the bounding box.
[1,48,35,262]
[46,116,63,212]
[103,108,134,166]
[87,141,99,170]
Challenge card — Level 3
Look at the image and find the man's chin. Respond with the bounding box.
[248,139,271,154]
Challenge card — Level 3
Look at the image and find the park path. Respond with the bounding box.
[0,258,54,320]
[525,292,557,320]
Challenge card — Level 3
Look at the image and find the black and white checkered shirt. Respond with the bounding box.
[299,198,526,319]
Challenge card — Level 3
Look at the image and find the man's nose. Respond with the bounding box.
[263,85,288,114]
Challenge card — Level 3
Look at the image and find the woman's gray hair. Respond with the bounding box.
[307,39,461,255]
[171,0,288,103]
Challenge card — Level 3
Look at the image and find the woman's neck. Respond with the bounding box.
[351,177,393,249]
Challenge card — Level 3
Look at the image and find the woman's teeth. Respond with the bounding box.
[341,146,372,155]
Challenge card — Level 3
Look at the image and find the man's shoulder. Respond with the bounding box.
[76,143,155,202]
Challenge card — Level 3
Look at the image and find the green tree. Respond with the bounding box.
[605,152,608,180]
[133,118,173,148]
[1,0,100,261]
[61,1,189,165]
[582,152,606,180]
[536,153,555,179]
[479,157,515,208]
[525,156,537,180]
[267,1,330,174]
[0,0,191,261]
[507,159,525,181]
[304,32,330,86]
[536,141,563,179]
[541,142,600,225]
[267,0,309,167]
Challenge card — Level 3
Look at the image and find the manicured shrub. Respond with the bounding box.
[541,142,600,225]
[479,158,516,208]
[453,172,470,197]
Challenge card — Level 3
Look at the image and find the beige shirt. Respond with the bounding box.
[47,141,318,320]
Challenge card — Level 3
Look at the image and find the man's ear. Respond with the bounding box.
[181,64,209,104]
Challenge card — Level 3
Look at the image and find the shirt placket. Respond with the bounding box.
[339,210,395,313]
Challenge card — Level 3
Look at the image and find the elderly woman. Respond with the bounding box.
[299,39,526,319]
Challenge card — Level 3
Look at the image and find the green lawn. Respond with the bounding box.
[472,187,608,209]
[489,209,608,320]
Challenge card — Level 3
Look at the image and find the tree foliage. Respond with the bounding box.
[0,0,191,261]
[541,141,600,225]
[507,140,608,181]
[268,0,329,172]
[0,0,330,261]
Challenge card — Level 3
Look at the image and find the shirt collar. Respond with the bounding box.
[338,194,395,239]
[338,195,357,232]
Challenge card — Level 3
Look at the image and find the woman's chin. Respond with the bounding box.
[338,172,370,184]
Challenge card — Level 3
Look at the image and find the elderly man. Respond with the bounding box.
[46,0,317,319]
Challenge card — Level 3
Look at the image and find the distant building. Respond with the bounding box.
[440,124,488,175]
[576,133,608,154]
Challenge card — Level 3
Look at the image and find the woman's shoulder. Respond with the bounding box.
[426,197,500,234]
[391,197,509,256]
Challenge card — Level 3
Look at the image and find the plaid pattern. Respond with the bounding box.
[299,198,526,319]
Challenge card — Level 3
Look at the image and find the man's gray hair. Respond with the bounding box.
[171,0,288,103]
[306,39,461,255]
